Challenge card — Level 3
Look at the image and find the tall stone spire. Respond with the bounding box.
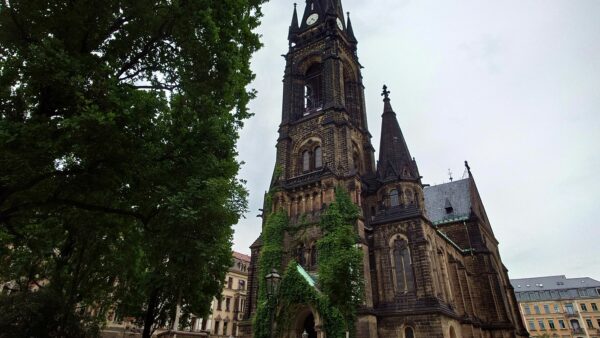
[346,12,357,43]
[288,3,299,41]
[377,85,420,181]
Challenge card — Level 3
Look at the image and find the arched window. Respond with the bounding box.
[314,146,322,168]
[392,238,415,292]
[304,64,323,113]
[390,189,399,207]
[296,244,305,266]
[404,327,414,338]
[302,151,310,172]
[310,244,318,267]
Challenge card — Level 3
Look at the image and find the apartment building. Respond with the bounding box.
[511,275,600,338]
[190,252,250,337]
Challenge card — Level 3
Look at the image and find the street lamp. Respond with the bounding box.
[265,269,281,338]
[265,269,281,297]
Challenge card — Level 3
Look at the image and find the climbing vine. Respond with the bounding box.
[317,187,363,334]
[253,187,363,338]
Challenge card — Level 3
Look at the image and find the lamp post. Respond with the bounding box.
[265,269,281,338]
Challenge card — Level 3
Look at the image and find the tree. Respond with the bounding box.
[0,0,265,336]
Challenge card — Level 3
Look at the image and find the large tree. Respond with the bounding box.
[0,0,264,336]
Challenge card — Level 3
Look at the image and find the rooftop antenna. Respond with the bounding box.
[448,168,453,182]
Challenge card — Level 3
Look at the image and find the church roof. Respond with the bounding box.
[424,178,472,225]
[376,86,419,181]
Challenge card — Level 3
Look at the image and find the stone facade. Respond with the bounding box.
[240,1,529,338]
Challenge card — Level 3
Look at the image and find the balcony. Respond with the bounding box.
[571,328,584,334]
[565,311,579,318]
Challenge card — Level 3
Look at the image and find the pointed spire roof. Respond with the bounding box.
[289,3,299,39]
[377,85,420,181]
[346,12,357,43]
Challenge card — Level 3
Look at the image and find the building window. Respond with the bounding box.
[544,304,550,313]
[303,63,323,113]
[566,303,575,314]
[228,277,233,289]
[581,303,588,312]
[597,319,600,328]
[404,327,414,338]
[586,319,594,329]
[392,237,414,293]
[538,320,546,330]
[302,151,310,172]
[217,299,222,311]
[549,320,556,329]
[592,303,598,311]
[214,321,220,335]
[225,297,231,311]
[570,319,581,330]
[528,320,535,330]
[390,189,399,207]
[238,280,245,291]
[534,305,541,314]
[558,320,565,329]
[310,244,318,267]
[314,146,322,168]
[524,305,531,314]
[223,321,228,335]
[554,304,560,313]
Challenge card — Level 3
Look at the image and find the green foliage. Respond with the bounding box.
[253,210,287,338]
[253,187,363,338]
[317,187,363,333]
[0,0,265,336]
[277,262,346,338]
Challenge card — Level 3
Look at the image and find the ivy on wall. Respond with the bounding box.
[253,187,363,338]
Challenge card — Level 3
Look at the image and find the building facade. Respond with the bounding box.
[511,276,600,338]
[190,252,251,337]
[241,1,528,338]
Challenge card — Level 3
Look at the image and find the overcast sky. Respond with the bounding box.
[232,0,600,281]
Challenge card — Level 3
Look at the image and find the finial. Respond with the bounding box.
[294,2,297,8]
[448,168,453,182]
[464,161,471,174]
[381,85,390,100]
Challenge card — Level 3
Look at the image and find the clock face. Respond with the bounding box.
[336,18,344,30]
[306,13,319,26]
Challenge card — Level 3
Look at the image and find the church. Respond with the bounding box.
[240,1,529,338]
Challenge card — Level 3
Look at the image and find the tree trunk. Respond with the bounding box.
[142,287,160,338]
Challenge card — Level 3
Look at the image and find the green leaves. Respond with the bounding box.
[0,0,265,335]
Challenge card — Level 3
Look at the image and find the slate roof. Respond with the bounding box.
[233,251,251,262]
[510,275,600,292]
[424,178,472,225]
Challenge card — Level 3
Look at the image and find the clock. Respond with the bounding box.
[336,18,344,30]
[306,13,319,25]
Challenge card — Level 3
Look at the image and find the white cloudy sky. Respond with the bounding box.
[233,0,600,280]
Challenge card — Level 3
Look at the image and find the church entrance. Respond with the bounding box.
[286,306,321,338]
[302,313,317,338]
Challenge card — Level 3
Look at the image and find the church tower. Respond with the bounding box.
[241,2,529,338]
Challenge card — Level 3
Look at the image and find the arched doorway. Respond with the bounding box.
[449,326,457,338]
[302,313,317,338]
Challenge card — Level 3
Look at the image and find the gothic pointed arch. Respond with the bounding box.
[389,235,415,294]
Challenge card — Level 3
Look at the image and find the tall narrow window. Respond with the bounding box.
[302,151,310,172]
[304,64,323,113]
[310,244,318,267]
[404,327,414,338]
[390,189,399,207]
[393,238,414,292]
[314,146,322,168]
